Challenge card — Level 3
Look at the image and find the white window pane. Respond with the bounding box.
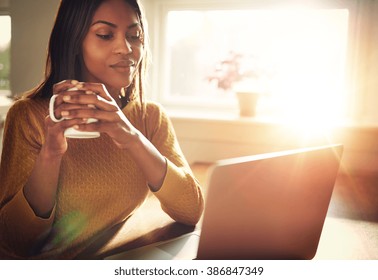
[163,9,349,122]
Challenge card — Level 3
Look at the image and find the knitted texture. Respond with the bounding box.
[0,97,204,259]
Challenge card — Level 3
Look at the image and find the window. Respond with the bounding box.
[146,0,352,125]
[0,15,11,95]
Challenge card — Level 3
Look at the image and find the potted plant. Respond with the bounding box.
[207,51,270,117]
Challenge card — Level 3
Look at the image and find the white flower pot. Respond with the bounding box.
[236,91,260,117]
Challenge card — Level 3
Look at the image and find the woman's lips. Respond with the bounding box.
[110,61,135,72]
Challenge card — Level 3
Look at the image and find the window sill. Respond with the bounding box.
[168,110,378,175]
[168,109,378,130]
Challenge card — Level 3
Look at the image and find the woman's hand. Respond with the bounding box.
[50,80,167,189]
[52,80,140,149]
[45,80,97,155]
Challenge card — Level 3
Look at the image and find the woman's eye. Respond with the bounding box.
[96,34,113,40]
[126,31,143,42]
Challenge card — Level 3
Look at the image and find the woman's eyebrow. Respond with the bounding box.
[128,22,141,29]
[91,20,141,29]
[91,20,117,28]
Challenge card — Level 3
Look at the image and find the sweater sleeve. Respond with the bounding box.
[144,102,204,225]
[0,99,55,257]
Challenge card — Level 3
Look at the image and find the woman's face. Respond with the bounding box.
[81,0,144,97]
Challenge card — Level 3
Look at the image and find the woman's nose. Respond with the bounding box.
[113,38,132,55]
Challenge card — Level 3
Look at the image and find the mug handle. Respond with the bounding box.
[49,94,64,122]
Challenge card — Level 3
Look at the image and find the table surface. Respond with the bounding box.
[77,164,378,260]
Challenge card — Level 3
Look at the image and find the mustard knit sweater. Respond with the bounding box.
[0,97,204,259]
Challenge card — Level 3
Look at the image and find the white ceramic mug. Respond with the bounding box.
[49,89,100,139]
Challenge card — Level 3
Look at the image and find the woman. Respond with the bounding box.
[0,0,204,259]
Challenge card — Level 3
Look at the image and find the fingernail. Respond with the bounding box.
[73,125,80,130]
[61,111,69,117]
[71,80,79,85]
[76,83,84,89]
[56,80,67,85]
[88,104,96,108]
[63,96,71,101]
[85,90,94,95]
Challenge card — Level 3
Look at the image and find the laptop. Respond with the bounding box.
[106,144,343,260]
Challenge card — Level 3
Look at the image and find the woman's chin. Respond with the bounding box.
[105,82,131,95]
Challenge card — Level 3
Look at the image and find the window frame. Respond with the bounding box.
[0,5,11,97]
[144,0,371,123]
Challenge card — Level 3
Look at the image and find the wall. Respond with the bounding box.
[171,116,378,176]
[0,0,9,10]
[9,0,59,96]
